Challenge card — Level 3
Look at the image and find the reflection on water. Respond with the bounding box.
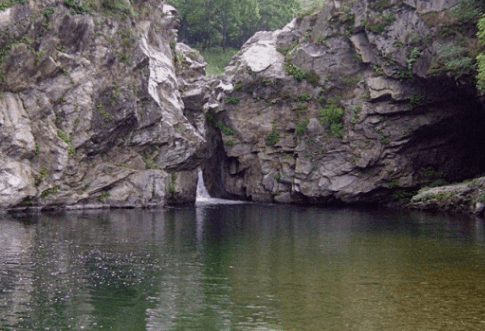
[1,205,485,330]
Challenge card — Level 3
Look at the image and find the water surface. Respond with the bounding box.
[1,204,485,330]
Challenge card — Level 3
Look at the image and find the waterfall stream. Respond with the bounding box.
[196,169,212,203]
[195,169,243,205]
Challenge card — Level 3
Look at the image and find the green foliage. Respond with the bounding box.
[265,122,280,146]
[305,70,320,85]
[97,191,111,202]
[224,139,235,146]
[450,0,485,24]
[215,121,234,136]
[318,103,345,138]
[0,0,26,11]
[57,129,71,144]
[265,131,280,146]
[408,47,421,72]
[40,186,60,199]
[0,36,28,68]
[42,6,56,19]
[96,104,115,122]
[476,14,485,93]
[284,60,320,84]
[477,53,485,93]
[167,172,177,195]
[198,48,238,75]
[297,0,325,17]
[434,43,474,78]
[169,0,300,50]
[109,82,120,106]
[225,95,240,104]
[276,40,299,56]
[35,167,48,185]
[296,93,311,103]
[284,60,306,80]
[64,0,88,14]
[295,118,309,135]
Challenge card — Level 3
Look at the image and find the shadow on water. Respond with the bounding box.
[0,205,485,330]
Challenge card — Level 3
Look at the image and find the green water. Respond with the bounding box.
[1,204,485,330]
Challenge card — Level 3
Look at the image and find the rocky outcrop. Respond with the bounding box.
[202,0,485,205]
[410,177,485,215]
[0,0,206,210]
[2,0,485,213]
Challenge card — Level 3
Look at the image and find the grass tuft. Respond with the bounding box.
[198,48,238,75]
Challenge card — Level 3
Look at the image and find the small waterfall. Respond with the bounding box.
[195,169,244,205]
[196,169,211,202]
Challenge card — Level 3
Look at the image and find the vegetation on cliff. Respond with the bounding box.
[167,0,301,50]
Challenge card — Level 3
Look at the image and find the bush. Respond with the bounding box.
[434,43,474,78]
[225,95,240,104]
[318,103,345,138]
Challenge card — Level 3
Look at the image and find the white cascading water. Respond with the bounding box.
[195,169,243,205]
[196,169,212,203]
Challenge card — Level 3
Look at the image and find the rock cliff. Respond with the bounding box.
[201,0,485,206]
[2,0,485,213]
[0,0,206,210]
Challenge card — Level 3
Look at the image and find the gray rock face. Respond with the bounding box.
[202,0,485,205]
[0,0,205,210]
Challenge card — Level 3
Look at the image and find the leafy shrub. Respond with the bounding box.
[284,61,306,80]
[225,95,240,104]
[408,47,421,72]
[265,131,280,146]
[64,0,87,14]
[296,93,311,103]
[318,103,344,138]
[215,121,234,136]
[434,43,474,78]
[57,130,71,144]
[265,123,280,147]
[0,0,27,11]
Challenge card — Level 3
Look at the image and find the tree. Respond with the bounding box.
[168,0,300,50]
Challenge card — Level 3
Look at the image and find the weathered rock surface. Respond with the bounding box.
[410,177,485,215]
[0,0,206,210]
[201,0,485,206]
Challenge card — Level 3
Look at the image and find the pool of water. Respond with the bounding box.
[1,204,485,330]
